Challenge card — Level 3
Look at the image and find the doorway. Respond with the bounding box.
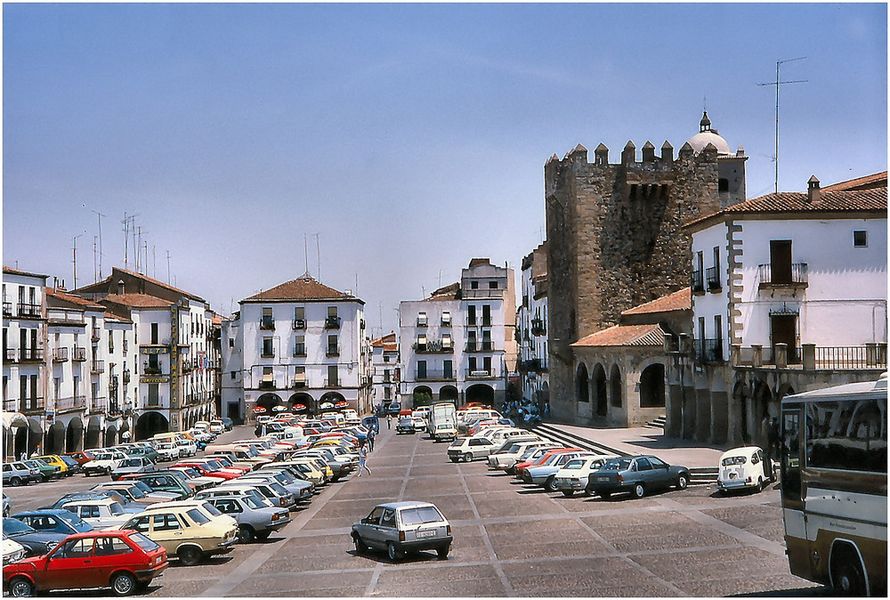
[771,314,798,363]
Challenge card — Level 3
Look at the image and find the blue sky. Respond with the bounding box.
[3,3,886,334]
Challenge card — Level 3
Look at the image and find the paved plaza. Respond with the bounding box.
[5,425,827,597]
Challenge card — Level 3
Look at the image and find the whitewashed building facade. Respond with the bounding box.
[516,243,549,411]
[370,332,399,410]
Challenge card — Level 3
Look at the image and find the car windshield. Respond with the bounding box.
[3,518,34,535]
[205,460,223,470]
[269,482,288,495]
[448,439,463,448]
[722,455,747,466]
[124,486,146,499]
[602,458,633,471]
[109,502,126,516]
[437,425,450,430]
[62,514,93,532]
[129,532,159,551]
[563,459,586,470]
[242,496,265,510]
[131,481,152,494]
[187,508,210,525]
[399,506,444,526]
[121,459,141,468]
[201,502,223,517]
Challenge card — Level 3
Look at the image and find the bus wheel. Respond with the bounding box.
[831,546,867,596]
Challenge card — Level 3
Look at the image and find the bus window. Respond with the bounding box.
[781,410,801,501]
[805,399,887,473]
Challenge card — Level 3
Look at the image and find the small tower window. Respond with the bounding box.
[853,230,868,248]
[718,178,729,193]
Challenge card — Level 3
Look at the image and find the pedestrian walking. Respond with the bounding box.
[357,446,372,477]
[367,428,376,451]
[386,414,392,430]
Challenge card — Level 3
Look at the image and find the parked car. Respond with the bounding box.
[361,416,379,434]
[3,462,41,486]
[59,499,133,529]
[486,438,547,469]
[1,536,28,565]
[11,510,93,536]
[82,450,128,476]
[2,530,168,597]
[585,455,691,499]
[111,457,157,481]
[223,478,296,510]
[48,492,143,515]
[33,455,71,477]
[432,423,457,442]
[121,472,193,500]
[153,443,180,462]
[91,482,179,505]
[448,437,497,462]
[515,448,583,480]
[204,494,290,543]
[119,501,238,566]
[238,470,313,503]
[195,485,269,509]
[63,450,96,466]
[503,444,563,475]
[59,455,83,475]
[209,420,225,435]
[165,467,221,492]
[553,455,622,496]
[3,493,10,517]
[20,459,59,482]
[411,417,427,432]
[2,518,67,557]
[351,501,452,562]
[221,417,234,431]
[716,446,772,493]
[396,417,416,435]
[523,451,600,491]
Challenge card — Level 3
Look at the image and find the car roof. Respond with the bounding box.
[374,501,438,511]
[141,500,207,511]
[720,446,762,457]
[15,509,76,517]
[62,497,117,506]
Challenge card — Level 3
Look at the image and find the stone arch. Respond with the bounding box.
[135,411,169,441]
[65,416,84,452]
[592,364,607,417]
[319,392,346,412]
[752,379,775,446]
[256,393,283,415]
[288,392,313,414]
[45,422,66,454]
[439,385,458,403]
[465,384,494,405]
[776,383,796,403]
[609,364,622,408]
[639,363,666,407]
[85,416,103,449]
[14,418,42,458]
[104,424,118,447]
[118,419,131,442]
[412,386,434,408]
[576,363,590,403]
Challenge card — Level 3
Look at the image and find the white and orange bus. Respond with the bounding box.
[780,375,887,596]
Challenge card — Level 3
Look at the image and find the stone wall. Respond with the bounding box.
[546,141,722,421]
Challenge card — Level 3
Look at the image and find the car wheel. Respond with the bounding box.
[676,474,689,490]
[106,467,113,475]
[583,486,593,497]
[561,490,575,497]
[9,577,34,597]
[545,476,559,492]
[632,483,646,499]
[110,572,137,596]
[450,457,459,463]
[177,546,203,566]
[831,547,868,596]
[353,535,366,554]
[10,476,21,487]
[599,491,612,499]
[387,541,403,562]
[436,545,450,560]
[465,453,473,462]
[238,525,255,543]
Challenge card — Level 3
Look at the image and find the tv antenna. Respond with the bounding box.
[91,209,107,279]
[758,57,808,193]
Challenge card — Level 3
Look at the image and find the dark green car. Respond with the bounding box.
[24,459,61,481]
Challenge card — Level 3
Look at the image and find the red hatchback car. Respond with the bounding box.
[3,530,168,597]
[514,448,581,479]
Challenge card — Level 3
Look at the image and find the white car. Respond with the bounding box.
[82,450,128,476]
[60,498,133,529]
[717,446,773,493]
[487,438,546,469]
[432,423,457,442]
[154,442,180,462]
[209,420,225,434]
[447,437,497,462]
[411,417,426,432]
[176,438,198,457]
[553,455,621,496]
[2,536,27,564]
[194,420,211,432]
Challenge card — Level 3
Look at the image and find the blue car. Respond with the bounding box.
[2,517,67,556]
[362,416,380,434]
[10,509,93,536]
[44,491,144,514]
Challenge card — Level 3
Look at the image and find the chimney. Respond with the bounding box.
[117,279,126,295]
[807,175,821,204]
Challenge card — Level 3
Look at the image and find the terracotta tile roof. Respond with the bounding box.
[685,187,886,229]
[74,267,205,302]
[102,293,174,309]
[46,288,105,311]
[211,314,223,326]
[3,266,48,280]
[468,258,492,268]
[243,274,359,303]
[572,324,666,348]
[371,333,397,348]
[426,282,461,301]
[823,171,887,192]
[113,267,205,302]
[103,311,133,324]
[621,287,691,316]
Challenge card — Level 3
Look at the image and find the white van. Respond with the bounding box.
[716,446,772,493]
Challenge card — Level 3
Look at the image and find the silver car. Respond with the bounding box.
[351,501,452,562]
[226,478,296,510]
[239,470,313,503]
[447,437,497,462]
[205,494,290,543]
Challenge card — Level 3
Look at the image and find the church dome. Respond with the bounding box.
[686,111,732,155]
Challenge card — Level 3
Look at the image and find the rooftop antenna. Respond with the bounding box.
[91,209,106,279]
[152,245,156,278]
[72,232,85,289]
[166,250,171,283]
[758,57,808,193]
[303,233,309,275]
[438,270,443,288]
[92,236,98,283]
[313,233,321,281]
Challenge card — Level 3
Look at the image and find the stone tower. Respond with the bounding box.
[544,114,746,424]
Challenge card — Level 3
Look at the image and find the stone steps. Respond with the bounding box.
[645,415,667,429]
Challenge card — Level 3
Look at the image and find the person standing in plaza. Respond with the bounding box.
[386,414,392,430]
[357,445,371,477]
[367,428,376,451]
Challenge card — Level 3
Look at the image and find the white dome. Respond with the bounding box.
[687,130,732,155]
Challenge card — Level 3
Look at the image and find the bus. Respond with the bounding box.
[780,375,887,596]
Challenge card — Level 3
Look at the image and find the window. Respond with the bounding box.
[781,411,801,500]
[151,323,158,345]
[262,337,274,357]
[129,533,159,552]
[328,365,338,387]
[417,360,427,379]
[380,509,396,529]
[148,384,159,407]
[294,335,306,356]
[327,335,338,354]
[417,312,427,326]
[853,230,868,247]
[228,338,234,348]
[213,499,242,514]
[399,506,444,525]
[186,508,209,525]
[441,311,451,326]
[384,387,391,400]
[443,359,453,379]
[108,331,114,353]
[231,371,237,380]
[470,280,479,290]
[718,178,729,192]
[55,538,94,559]
[295,307,305,320]
[805,399,886,472]
[327,306,338,318]
[365,506,384,524]
[95,537,132,556]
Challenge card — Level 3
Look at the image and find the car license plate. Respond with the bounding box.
[598,476,609,482]
[416,530,436,539]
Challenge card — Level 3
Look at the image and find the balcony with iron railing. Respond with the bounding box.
[691,269,704,294]
[260,317,276,330]
[810,345,888,370]
[758,263,808,289]
[323,378,340,388]
[17,303,42,318]
[326,346,340,357]
[705,267,722,292]
[292,319,306,330]
[56,395,87,412]
[521,358,547,372]
[52,347,69,363]
[91,327,101,342]
[123,370,131,383]
[261,348,276,358]
[292,375,308,389]
[89,360,104,374]
[19,347,44,362]
[695,339,724,363]
[416,317,428,327]
[2,301,12,317]
[465,368,495,379]
[465,341,495,353]
[413,340,454,353]
[259,378,277,390]
[5,347,17,362]
[20,397,45,415]
[531,318,546,336]
[324,316,342,329]
[143,362,163,375]
[72,347,87,362]
[415,369,456,381]
[293,345,306,357]
[182,359,193,373]
[440,318,452,327]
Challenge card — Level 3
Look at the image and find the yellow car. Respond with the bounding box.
[34,455,70,475]
[119,500,239,565]
[268,460,327,485]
